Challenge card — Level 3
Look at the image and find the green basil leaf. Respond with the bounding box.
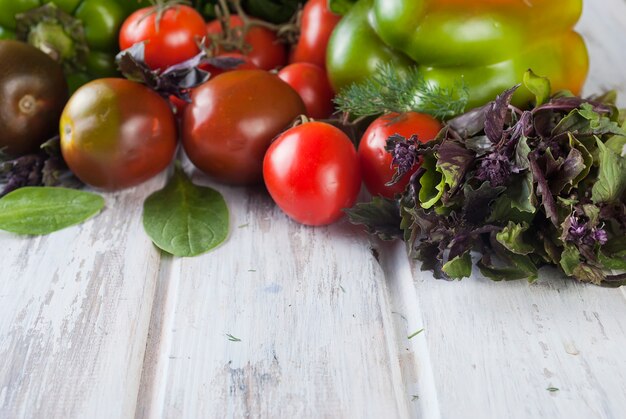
[599,253,626,270]
[419,155,445,209]
[346,196,402,241]
[523,69,551,106]
[143,167,229,257]
[606,133,626,157]
[496,222,534,255]
[553,104,626,138]
[560,245,581,276]
[573,264,605,285]
[592,138,626,204]
[442,252,472,279]
[0,187,104,235]
[478,253,538,282]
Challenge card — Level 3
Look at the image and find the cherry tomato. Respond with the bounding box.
[206,16,286,71]
[182,70,305,185]
[119,5,206,70]
[60,79,177,191]
[290,0,341,69]
[278,63,335,119]
[263,122,361,226]
[359,112,442,198]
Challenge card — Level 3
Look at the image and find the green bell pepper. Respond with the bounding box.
[327,0,589,110]
[0,0,149,90]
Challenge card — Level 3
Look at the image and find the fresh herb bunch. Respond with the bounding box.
[348,72,626,286]
[334,63,469,121]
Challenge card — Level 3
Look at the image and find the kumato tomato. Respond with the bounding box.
[182,70,305,185]
[278,63,335,119]
[60,78,177,191]
[359,112,442,199]
[119,5,206,70]
[263,122,361,226]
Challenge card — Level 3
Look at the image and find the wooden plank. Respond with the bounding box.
[0,178,165,419]
[136,172,413,418]
[409,273,626,419]
[401,1,626,418]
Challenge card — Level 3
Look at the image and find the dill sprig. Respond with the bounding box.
[334,63,468,120]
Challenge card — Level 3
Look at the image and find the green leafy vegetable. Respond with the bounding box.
[349,80,626,286]
[523,69,551,106]
[0,187,104,235]
[143,166,229,257]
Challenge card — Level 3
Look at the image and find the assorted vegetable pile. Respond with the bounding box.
[0,0,624,285]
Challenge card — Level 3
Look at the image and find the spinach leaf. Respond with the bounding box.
[0,187,104,235]
[143,166,229,257]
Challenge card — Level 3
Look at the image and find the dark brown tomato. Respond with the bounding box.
[60,78,177,191]
[0,40,68,156]
[182,70,306,185]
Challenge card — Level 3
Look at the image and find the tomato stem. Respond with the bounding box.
[201,0,301,58]
[15,4,89,72]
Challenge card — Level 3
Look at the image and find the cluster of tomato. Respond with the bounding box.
[59,0,441,226]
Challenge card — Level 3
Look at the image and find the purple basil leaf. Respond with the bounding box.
[346,197,403,241]
[202,55,246,70]
[116,43,159,87]
[116,44,243,101]
[437,141,475,199]
[484,85,520,143]
[448,104,489,137]
[462,181,506,225]
[529,153,559,226]
[534,96,613,115]
[549,148,585,194]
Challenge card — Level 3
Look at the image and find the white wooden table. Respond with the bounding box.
[2,1,626,418]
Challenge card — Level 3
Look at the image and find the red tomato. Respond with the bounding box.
[182,70,305,185]
[278,63,335,119]
[120,5,207,70]
[206,16,286,71]
[263,122,361,226]
[359,112,442,198]
[60,79,177,191]
[290,0,341,69]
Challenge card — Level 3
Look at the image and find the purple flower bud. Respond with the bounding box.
[476,152,511,187]
[565,213,609,247]
[1,155,45,197]
[592,228,609,246]
[385,134,420,185]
